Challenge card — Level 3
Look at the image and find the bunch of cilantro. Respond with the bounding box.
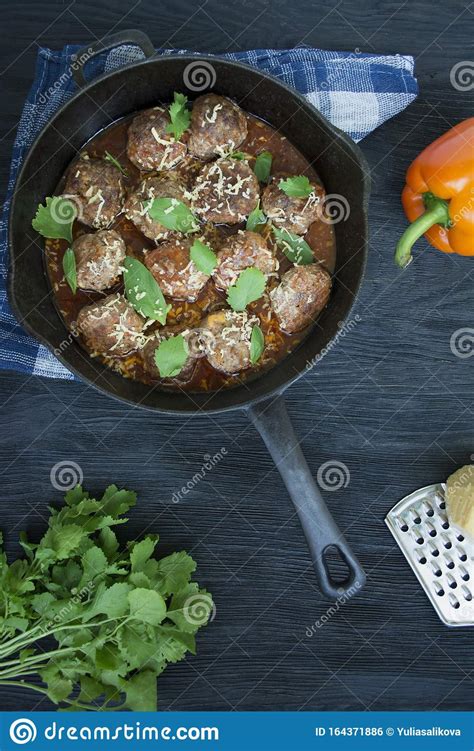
[0,485,213,711]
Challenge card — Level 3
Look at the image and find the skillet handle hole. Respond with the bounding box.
[322,545,352,586]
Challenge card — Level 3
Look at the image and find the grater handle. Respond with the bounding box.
[247,395,366,600]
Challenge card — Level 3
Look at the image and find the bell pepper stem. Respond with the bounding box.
[395,196,450,269]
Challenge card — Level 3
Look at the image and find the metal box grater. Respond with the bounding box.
[385,484,474,627]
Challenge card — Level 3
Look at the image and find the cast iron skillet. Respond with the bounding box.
[8,30,370,600]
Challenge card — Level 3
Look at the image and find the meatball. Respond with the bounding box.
[144,237,209,302]
[141,326,205,382]
[201,310,259,374]
[76,294,145,356]
[212,230,278,290]
[127,107,187,171]
[63,156,125,230]
[73,229,126,292]
[124,174,190,242]
[269,264,332,333]
[192,159,259,224]
[261,176,324,235]
[188,94,247,160]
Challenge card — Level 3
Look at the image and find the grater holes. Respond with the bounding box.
[448,593,460,609]
[462,586,472,601]
[418,556,427,565]
[444,540,452,549]
[439,501,446,509]
[431,548,440,557]
[435,586,445,597]
[426,507,435,517]
[399,522,409,532]
[446,561,455,570]
[457,534,464,541]
[441,521,449,530]
[413,515,421,525]
[428,529,437,537]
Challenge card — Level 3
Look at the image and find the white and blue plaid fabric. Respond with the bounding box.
[0,45,418,380]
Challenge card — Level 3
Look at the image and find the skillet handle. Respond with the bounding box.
[247,396,366,600]
[72,30,155,88]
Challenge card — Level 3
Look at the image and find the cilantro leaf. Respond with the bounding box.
[227,267,266,311]
[190,239,217,274]
[246,203,267,232]
[250,325,265,364]
[229,150,251,161]
[128,589,167,625]
[278,175,313,198]
[166,92,191,142]
[62,247,77,294]
[272,226,314,265]
[254,150,272,183]
[123,256,171,324]
[154,334,189,378]
[32,196,77,242]
[104,150,128,176]
[148,198,199,234]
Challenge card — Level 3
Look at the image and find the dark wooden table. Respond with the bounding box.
[0,0,473,712]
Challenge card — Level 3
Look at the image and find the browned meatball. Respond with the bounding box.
[76,294,145,356]
[269,265,332,333]
[127,107,187,171]
[63,156,125,229]
[141,326,204,382]
[192,159,259,224]
[144,237,209,302]
[212,230,278,290]
[124,174,191,242]
[73,230,126,291]
[201,310,259,374]
[262,176,324,235]
[188,94,247,160]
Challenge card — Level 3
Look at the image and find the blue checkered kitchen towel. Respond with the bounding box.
[0,45,418,380]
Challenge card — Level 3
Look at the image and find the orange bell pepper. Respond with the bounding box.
[395,118,474,269]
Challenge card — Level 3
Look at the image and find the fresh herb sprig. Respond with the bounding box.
[0,485,213,711]
[62,247,77,294]
[250,325,265,363]
[246,202,267,232]
[254,151,272,183]
[32,196,78,243]
[272,227,314,265]
[123,256,171,324]
[190,239,217,275]
[278,175,313,198]
[166,92,191,142]
[148,198,199,234]
[227,267,266,312]
[154,334,189,378]
[104,151,128,177]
